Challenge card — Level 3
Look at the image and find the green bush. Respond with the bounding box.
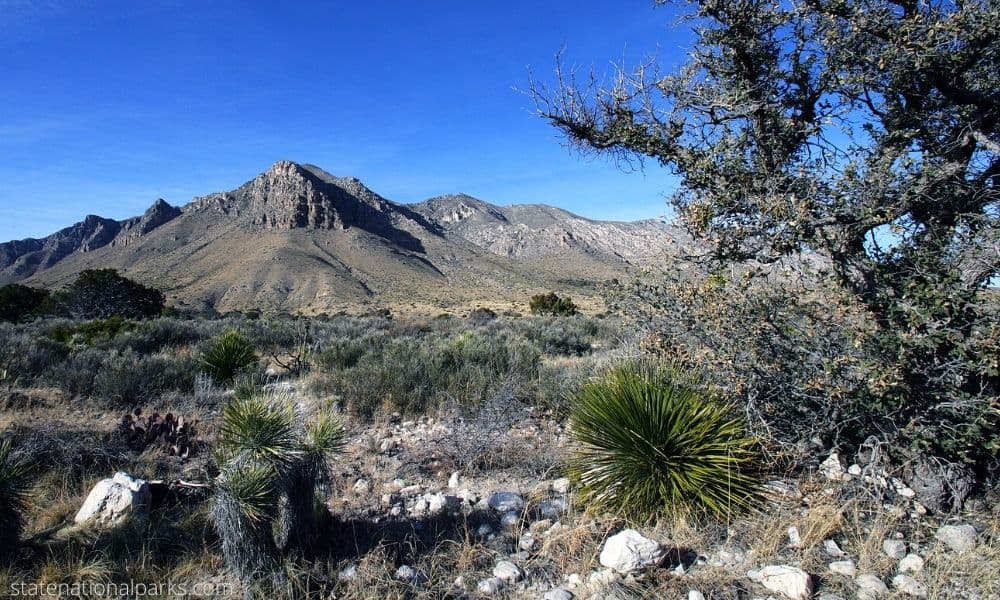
[212,391,345,579]
[530,292,579,316]
[47,316,136,346]
[568,363,760,520]
[58,269,165,319]
[202,330,257,382]
[0,284,50,323]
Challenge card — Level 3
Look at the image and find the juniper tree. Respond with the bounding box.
[532,0,998,474]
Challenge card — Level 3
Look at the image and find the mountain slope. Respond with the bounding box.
[0,161,679,314]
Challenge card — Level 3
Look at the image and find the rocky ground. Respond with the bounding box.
[5,380,998,599]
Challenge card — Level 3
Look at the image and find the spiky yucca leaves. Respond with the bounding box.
[216,394,301,468]
[568,363,760,520]
[212,391,346,574]
[276,410,346,552]
[212,461,281,580]
[202,330,257,382]
[0,439,32,560]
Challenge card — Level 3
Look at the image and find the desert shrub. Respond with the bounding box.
[58,269,165,319]
[313,337,369,371]
[0,438,32,560]
[0,284,50,323]
[93,350,198,407]
[212,391,345,579]
[0,326,69,381]
[467,307,498,325]
[530,292,579,316]
[202,330,257,383]
[47,316,136,346]
[114,318,202,354]
[568,363,760,520]
[42,346,105,397]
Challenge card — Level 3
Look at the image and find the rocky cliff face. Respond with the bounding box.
[413,196,677,262]
[188,161,416,234]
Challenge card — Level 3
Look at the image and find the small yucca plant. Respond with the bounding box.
[203,330,257,382]
[0,438,32,561]
[568,363,760,520]
[211,391,346,576]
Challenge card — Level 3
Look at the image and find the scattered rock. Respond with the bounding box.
[787,525,802,548]
[587,568,620,588]
[856,574,889,599]
[820,452,846,481]
[74,472,151,527]
[500,511,521,528]
[935,524,977,553]
[543,589,574,600]
[538,498,569,519]
[519,534,537,551]
[448,471,461,489]
[748,565,812,600]
[488,491,525,513]
[823,539,846,557]
[688,591,706,600]
[829,560,856,577]
[892,574,928,597]
[493,560,524,583]
[477,577,504,595]
[399,484,422,496]
[848,464,863,476]
[395,565,426,585]
[352,479,370,495]
[882,539,907,559]
[898,553,925,574]
[552,477,571,494]
[599,529,665,573]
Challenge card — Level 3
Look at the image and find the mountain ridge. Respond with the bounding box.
[0,161,680,314]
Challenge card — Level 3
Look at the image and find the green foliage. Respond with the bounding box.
[534,0,999,477]
[59,269,165,319]
[0,438,33,559]
[217,395,300,467]
[47,316,135,346]
[211,390,345,577]
[202,330,257,382]
[530,292,579,316]
[0,284,50,323]
[568,363,760,520]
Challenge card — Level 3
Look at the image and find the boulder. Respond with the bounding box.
[487,491,525,513]
[748,565,812,600]
[492,560,523,583]
[882,539,907,559]
[935,524,977,553]
[599,529,665,573]
[543,589,574,600]
[856,574,889,599]
[898,553,925,574]
[829,560,856,577]
[74,472,151,527]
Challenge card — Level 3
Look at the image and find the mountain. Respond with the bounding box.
[0,161,681,315]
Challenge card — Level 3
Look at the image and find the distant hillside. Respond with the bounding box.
[0,161,682,314]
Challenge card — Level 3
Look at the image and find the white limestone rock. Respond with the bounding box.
[598,529,665,573]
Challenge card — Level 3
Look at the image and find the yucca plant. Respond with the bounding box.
[0,438,33,561]
[211,390,346,577]
[203,330,257,382]
[275,411,346,552]
[568,363,760,520]
[211,461,281,580]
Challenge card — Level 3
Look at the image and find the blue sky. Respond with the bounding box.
[0,0,692,242]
